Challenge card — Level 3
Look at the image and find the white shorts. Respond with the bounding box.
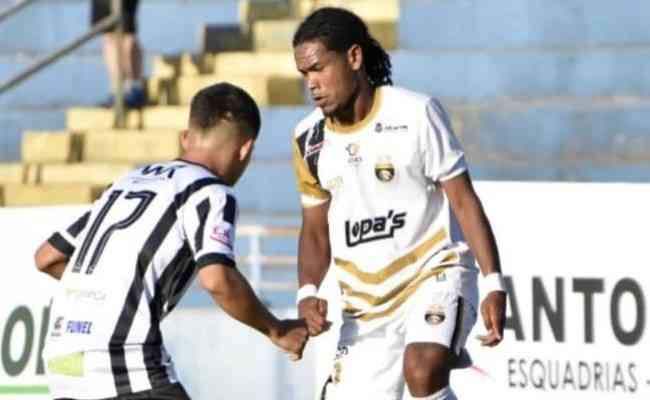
[323,267,478,400]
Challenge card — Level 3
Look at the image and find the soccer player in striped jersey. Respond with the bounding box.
[34,83,308,400]
[291,8,507,400]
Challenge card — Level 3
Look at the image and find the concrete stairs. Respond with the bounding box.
[0,0,649,209]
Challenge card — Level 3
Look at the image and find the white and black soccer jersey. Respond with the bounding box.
[292,86,478,334]
[44,159,238,399]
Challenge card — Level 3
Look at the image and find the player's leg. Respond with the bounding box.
[403,268,478,399]
[403,342,456,399]
[323,321,405,400]
[120,0,146,108]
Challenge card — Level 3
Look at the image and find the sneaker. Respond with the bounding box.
[124,86,147,109]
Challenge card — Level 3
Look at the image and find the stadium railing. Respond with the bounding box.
[0,0,128,127]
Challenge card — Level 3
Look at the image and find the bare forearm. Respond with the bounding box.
[298,229,330,287]
[455,198,501,276]
[207,268,278,337]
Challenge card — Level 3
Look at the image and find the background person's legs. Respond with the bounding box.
[93,0,145,108]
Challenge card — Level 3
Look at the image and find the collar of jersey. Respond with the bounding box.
[174,158,222,180]
[325,86,383,135]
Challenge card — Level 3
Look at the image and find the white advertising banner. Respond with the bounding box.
[315,182,650,400]
[1,182,649,399]
[0,206,86,399]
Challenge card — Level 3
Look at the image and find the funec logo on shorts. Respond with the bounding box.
[344,210,407,247]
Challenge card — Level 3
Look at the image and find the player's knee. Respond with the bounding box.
[404,343,450,390]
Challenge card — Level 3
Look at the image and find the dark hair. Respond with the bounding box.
[189,82,261,138]
[293,7,392,87]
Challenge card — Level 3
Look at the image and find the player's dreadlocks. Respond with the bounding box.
[293,7,393,87]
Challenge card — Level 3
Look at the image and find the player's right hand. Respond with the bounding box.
[298,296,331,336]
[270,319,309,361]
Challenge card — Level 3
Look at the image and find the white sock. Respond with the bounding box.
[408,386,457,400]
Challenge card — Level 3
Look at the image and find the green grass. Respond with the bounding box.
[0,385,49,395]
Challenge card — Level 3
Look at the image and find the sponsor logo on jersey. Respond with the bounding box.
[65,288,107,304]
[345,143,362,165]
[344,210,407,247]
[51,316,65,337]
[140,164,186,179]
[375,155,395,182]
[305,141,324,158]
[210,225,233,248]
[375,122,408,133]
[65,320,93,335]
[425,304,446,325]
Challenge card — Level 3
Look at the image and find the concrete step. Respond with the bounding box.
[391,48,650,101]
[0,0,239,55]
[399,0,650,50]
[39,162,135,186]
[209,52,299,78]
[176,74,304,106]
[0,108,65,162]
[0,163,27,184]
[21,130,81,163]
[82,130,181,164]
[253,18,397,52]
[66,107,142,131]
[0,183,102,206]
[294,0,400,21]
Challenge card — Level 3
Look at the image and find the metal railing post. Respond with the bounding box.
[112,0,125,129]
[0,0,38,24]
[249,232,263,294]
[0,2,120,97]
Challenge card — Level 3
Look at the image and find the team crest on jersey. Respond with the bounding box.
[375,155,395,182]
[424,304,446,325]
[345,143,362,165]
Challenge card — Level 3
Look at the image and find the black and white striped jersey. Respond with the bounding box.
[44,159,238,399]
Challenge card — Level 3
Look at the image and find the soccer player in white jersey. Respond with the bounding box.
[34,83,308,400]
[291,8,507,400]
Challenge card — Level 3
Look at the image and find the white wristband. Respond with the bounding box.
[296,284,318,305]
[481,273,506,294]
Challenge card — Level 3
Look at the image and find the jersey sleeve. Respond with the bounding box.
[421,98,468,182]
[47,210,92,256]
[182,186,238,269]
[292,136,330,208]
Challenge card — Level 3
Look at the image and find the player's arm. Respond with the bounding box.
[34,210,91,280]
[186,189,307,358]
[198,263,307,358]
[297,200,332,336]
[423,98,505,347]
[34,242,69,280]
[441,172,506,347]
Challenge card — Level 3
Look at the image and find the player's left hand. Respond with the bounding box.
[477,291,507,347]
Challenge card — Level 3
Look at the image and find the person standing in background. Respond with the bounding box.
[91,0,146,108]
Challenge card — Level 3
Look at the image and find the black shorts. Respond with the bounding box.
[91,0,140,34]
[55,382,191,400]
